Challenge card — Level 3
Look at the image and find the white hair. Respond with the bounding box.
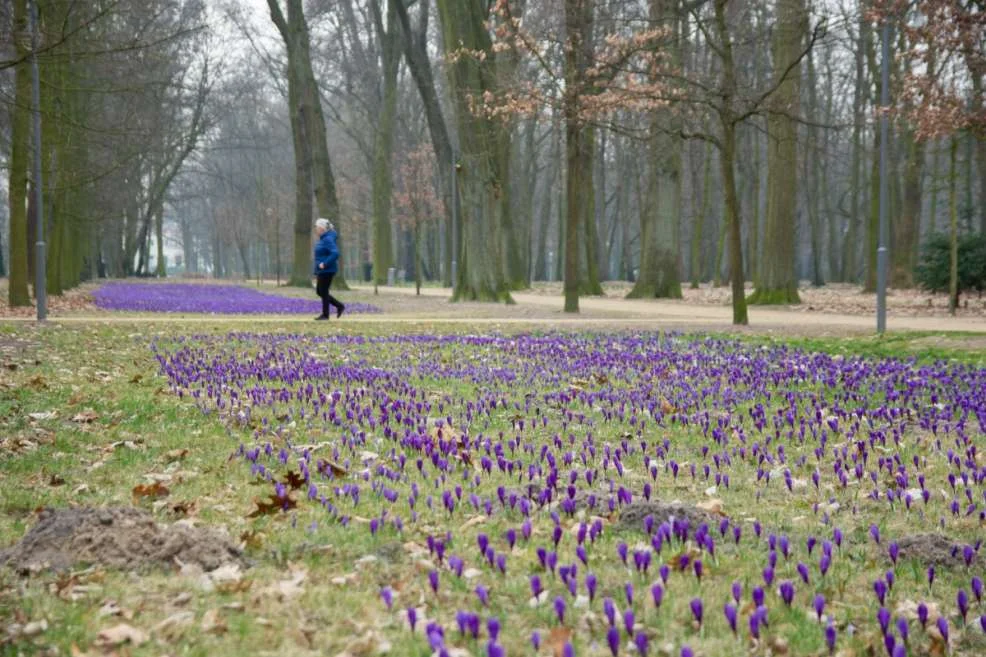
[315,218,332,231]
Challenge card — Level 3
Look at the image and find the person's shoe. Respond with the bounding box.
[336,304,345,319]
[315,315,329,321]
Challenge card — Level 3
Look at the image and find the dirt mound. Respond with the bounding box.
[0,507,243,575]
[894,533,972,569]
[616,501,716,533]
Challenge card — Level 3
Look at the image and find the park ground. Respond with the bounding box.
[1,279,985,657]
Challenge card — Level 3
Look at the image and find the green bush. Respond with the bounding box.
[914,232,986,295]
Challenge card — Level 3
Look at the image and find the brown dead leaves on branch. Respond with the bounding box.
[870,0,986,141]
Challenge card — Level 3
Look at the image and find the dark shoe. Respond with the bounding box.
[315,315,329,321]
[336,304,345,319]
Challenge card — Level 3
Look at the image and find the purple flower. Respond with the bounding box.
[731,581,742,603]
[958,589,969,621]
[625,582,634,606]
[607,626,620,656]
[797,562,810,584]
[531,575,543,598]
[531,631,541,650]
[763,567,775,587]
[563,642,575,657]
[496,553,507,574]
[888,542,899,565]
[505,529,517,549]
[936,616,949,644]
[478,533,489,556]
[896,617,908,643]
[813,594,825,620]
[877,607,891,633]
[928,566,936,588]
[750,613,761,640]
[650,583,664,609]
[604,598,616,626]
[407,607,418,631]
[576,545,588,566]
[554,595,567,624]
[587,572,598,601]
[825,622,837,654]
[972,576,983,602]
[681,647,693,657]
[618,542,629,565]
[429,570,440,594]
[753,587,765,608]
[381,586,393,610]
[624,608,635,636]
[980,615,986,634]
[487,617,500,641]
[690,598,703,626]
[659,564,670,584]
[870,524,880,545]
[873,579,887,605]
[820,554,831,577]
[693,560,703,581]
[724,602,738,634]
[917,602,929,628]
[475,585,489,607]
[779,581,795,606]
[635,632,648,657]
[487,641,504,657]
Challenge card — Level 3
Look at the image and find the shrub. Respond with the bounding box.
[913,232,986,295]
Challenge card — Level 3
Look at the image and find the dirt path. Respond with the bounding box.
[2,283,982,335]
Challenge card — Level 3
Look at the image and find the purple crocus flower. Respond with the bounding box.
[554,595,567,624]
[659,564,670,584]
[618,542,629,565]
[753,587,765,608]
[917,602,929,628]
[607,626,620,656]
[870,524,881,544]
[625,582,634,606]
[563,642,575,657]
[888,542,899,566]
[936,616,949,644]
[877,607,891,633]
[407,607,418,631]
[825,622,836,654]
[429,570,440,594]
[980,615,986,634]
[820,554,831,577]
[797,562,810,584]
[531,575,543,598]
[624,608,635,636]
[381,586,394,610]
[690,598,703,626]
[531,631,541,650]
[576,545,588,566]
[749,614,761,640]
[587,572,598,601]
[478,533,489,555]
[972,576,983,602]
[928,566,936,589]
[896,617,908,643]
[779,581,795,606]
[635,632,648,657]
[873,579,887,605]
[724,602,738,634]
[813,594,825,620]
[732,581,742,603]
[604,598,616,626]
[505,529,517,549]
[693,560,703,581]
[681,647,693,657]
[487,641,504,657]
[475,585,489,607]
[763,567,775,587]
[958,589,969,622]
[487,617,500,641]
[651,584,664,609]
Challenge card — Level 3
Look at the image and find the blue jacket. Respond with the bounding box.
[313,230,340,275]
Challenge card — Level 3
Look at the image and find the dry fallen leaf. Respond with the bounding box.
[166,448,189,461]
[152,611,195,642]
[247,490,297,517]
[94,623,148,648]
[71,410,99,423]
[549,627,573,657]
[696,498,725,515]
[132,481,170,500]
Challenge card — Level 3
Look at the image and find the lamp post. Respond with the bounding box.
[876,18,891,334]
[30,0,46,322]
[451,149,459,290]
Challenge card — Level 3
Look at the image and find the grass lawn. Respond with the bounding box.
[1,319,985,657]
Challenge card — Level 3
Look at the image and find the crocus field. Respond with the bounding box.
[142,330,986,657]
[92,282,382,315]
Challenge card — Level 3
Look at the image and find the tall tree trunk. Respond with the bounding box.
[749,0,804,304]
[949,136,958,314]
[580,126,604,295]
[805,47,824,287]
[8,0,31,306]
[893,128,923,287]
[155,204,166,276]
[714,0,748,324]
[371,0,400,285]
[628,0,682,299]
[435,0,512,302]
[843,13,867,282]
[691,142,712,288]
[863,16,880,292]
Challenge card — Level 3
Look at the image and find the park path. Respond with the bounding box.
[1,284,982,334]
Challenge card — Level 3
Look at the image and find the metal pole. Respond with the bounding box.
[30,0,46,322]
[451,149,458,289]
[876,20,891,334]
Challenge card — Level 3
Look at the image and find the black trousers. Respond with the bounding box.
[316,273,343,316]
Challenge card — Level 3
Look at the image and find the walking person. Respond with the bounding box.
[313,218,345,320]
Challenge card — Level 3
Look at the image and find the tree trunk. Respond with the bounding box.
[155,204,166,276]
[749,0,804,305]
[580,126,604,295]
[8,0,31,306]
[691,142,712,288]
[435,0,512,302]
[628,0,682,300]
[893,128,923,287]
[371,0,400,285]
[714,0,748,324]
[843,12,867,282]
[949,136,958,314]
